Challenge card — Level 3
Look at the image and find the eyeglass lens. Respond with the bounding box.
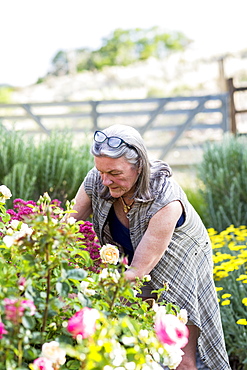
[94,131,124,148]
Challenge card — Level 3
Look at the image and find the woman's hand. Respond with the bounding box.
[124,269,137,282]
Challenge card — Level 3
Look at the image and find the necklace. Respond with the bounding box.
[120,196,135,214]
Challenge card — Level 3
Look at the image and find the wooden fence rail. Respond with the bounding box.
[0,93,229,164]
[227,77,247,135]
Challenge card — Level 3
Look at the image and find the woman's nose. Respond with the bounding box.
[101,174,113,186]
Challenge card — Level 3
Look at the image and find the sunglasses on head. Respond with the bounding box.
[94,130,135,150]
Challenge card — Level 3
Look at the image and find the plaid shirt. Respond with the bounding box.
[84,165,231,369]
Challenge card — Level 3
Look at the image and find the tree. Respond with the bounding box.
[48,27,191,76]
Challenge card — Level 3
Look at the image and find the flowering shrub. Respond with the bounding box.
[209,225,247,369]
[0,186,188,370]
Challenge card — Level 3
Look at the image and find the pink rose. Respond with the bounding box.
[21,299,36,316]
[67,307,99,339]
[155,311,189,349]
[0,322,8,339]
[3,298,36,323]
[3,298,24,323]
[18,276,26,288]
[32,357,53,370]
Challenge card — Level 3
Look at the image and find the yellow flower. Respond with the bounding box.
[237,319,247,325]
[237,275,247,281]
[215,287,223,291]
[242,298,247,306]
[221,300,231,306]
[100,244,119,265]
[215,271,229,280]
[222,294,231,299]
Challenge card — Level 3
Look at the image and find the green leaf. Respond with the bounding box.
[56,281,70,296]
[77,292,90,306]
[66,360,81,369]
[2,214,10,223]
[22,315,36,329]
[67,268,87,281]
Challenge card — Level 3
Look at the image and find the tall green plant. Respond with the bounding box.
[34,132,93,203]
[197,134,247,231]
[0,125,94,207]
[0,127,37,204]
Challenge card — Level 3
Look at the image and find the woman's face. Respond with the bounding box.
[94,156,139,198]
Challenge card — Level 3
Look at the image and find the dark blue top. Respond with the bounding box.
[108,206,185,264]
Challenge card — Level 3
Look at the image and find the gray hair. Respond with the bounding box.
[91,124,171,200]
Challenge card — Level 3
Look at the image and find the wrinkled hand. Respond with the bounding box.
[124,269,137,282]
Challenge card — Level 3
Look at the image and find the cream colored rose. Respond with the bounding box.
[0,185,12,203]
[100,244,119,265]
[41,341,66,366]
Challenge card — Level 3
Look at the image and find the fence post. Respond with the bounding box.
[91,101,99,131]
[227,77,237,134]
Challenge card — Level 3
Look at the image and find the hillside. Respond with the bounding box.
[3,50,246,184]
[12,50,247,103]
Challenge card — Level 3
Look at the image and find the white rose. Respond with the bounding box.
[67,217,76,225]
[80,281,95,296]
[99,268,120,283]
[99,268,109,280]
[177,309,188,325]
[10,219,20,230]
[144,355,163,370]
[162,345,184,369]
[110,270,120,283]
[100,244,119,265]
[0,185,12,203]
[3,235,15,248]
[6,228,14,235]
[51,217,58,225]
[20,223,33,236]
[41,341,66,366]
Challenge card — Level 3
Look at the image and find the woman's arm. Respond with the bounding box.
[124,200,183,281]
[69,182,93,221]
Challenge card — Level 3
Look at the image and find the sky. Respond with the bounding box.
[1,0,246,87]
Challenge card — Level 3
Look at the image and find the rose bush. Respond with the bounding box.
[0,185,188,370]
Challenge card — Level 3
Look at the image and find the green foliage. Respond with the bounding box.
[183,183,207,222]
[210,226,247,369]
[50,27,191,76]
[0,125,94,207]
[197,134,247,231]
[0,194,183,369]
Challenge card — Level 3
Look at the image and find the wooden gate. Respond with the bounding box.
[227,78,247,135]
[0,93,229,165]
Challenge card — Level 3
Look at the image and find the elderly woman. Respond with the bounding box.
[71,124,230,370]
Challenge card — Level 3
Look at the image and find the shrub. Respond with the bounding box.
[197,134,247,230]
[210,225,247,369]
[183,183,207,223]
[0,189,188,370]
[0,125,94,207]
